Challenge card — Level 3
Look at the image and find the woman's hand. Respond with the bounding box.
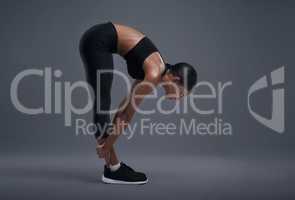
[96,111,131,159]
[96,137,112,159]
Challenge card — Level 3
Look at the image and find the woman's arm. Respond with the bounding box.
[97,62,162,158]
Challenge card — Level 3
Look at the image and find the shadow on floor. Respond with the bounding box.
[0,166,103,185]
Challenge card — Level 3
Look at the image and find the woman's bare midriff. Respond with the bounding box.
[113,23,165,74]
[113,23,145,56]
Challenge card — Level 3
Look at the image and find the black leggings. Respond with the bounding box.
[79,22,117,139]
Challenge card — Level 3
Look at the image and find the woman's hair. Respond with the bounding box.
[166,62,198,91]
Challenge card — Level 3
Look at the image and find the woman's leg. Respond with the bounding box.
[81,51,114,138]
[106,146,119,165]
[80,49,119,166]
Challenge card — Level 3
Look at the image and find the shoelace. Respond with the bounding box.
[121,163,135,172]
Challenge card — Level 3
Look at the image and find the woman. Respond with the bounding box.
[79,22,197,184]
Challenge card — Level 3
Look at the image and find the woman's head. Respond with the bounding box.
[161,62,197,100]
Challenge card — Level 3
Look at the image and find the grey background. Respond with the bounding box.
[0,0,294,199]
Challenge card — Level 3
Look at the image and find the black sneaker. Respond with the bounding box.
[102,162,148,185]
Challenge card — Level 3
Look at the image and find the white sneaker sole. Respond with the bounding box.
[102,175,148,185]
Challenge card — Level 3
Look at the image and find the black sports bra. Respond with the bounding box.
[123,37,166,80]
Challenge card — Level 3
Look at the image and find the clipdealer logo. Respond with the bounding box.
[10,66,286,135]
[247,67,285,133]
